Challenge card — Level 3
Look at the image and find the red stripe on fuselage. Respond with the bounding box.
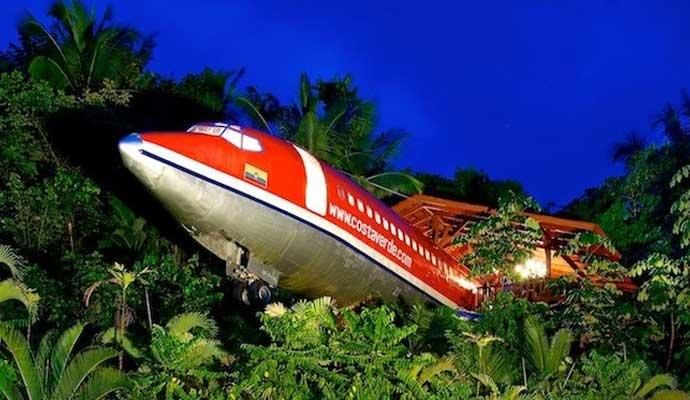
[141,128,476,309]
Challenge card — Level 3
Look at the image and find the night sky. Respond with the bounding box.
[3,1,690,207]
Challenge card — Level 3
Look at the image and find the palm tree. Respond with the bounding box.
[0,281,39,326]
[0,245,39,338]
[471,373,535,400]
[19,0,153,93]
[84,262,151,370]
[129,313,229,398]
[0,322,128,399]
[611,131,648,164]
[238,74,423,198]
[521,316,572,380]
[627,374,687,400]
[150,312,228,371]
[0,246,25,282]
[655,105,688,146]
[463,331,514,394]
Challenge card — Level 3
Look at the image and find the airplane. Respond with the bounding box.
[118,122,480,313]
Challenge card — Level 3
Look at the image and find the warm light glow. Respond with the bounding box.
[451,275,479,291]
[514,257,547,279]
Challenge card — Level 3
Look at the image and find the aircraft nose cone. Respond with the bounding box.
[118,132,142,155]
[118,132,163,189]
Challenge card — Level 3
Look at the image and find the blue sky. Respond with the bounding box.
[3,1,690,207]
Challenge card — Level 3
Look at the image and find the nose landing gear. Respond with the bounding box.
[231,279,272,307]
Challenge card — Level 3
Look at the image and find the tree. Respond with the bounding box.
[611,131,648,164]
[521,316,572,380]
[570,351,687,400]
[624,165,690,369]
[0,71,77,172]
[0,245,39,338]
[175,67,244,116]
[0,322,128,400]
[234,297,459,399]
[454,192,542,277]
[84,262,151,370]
[417,168,528,208]
[630,253,690,369]
[238,74,423,198]
[130,312,231,399]
[19,0,154,94]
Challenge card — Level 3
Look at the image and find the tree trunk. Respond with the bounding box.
[118,302,124,371]
[666,312,676,369]
[67,220,74,253]
[522,357,528,388]
[145,287,153,330]
[36,124,61,168]
[117,290,127,371]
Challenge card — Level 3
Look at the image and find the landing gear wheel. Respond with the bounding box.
[248,280,272,306]
[231,281,251,305]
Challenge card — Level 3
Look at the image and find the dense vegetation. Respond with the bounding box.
[0,1,689,398]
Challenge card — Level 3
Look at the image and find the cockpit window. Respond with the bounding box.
[186,123,227,136]
[222,126,263,152]
[187,123,263,152]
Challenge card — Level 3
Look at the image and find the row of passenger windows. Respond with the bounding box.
[344,190,456,274]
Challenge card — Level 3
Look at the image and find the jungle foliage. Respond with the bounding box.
[0,1,689,399]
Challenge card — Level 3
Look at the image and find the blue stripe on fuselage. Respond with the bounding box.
[139,148,445,307]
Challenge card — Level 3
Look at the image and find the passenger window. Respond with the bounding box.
[374,212,381,224]
[366,206,373,218]
[356,199,364,212]
[405,234,410,246]
[347,193,355,206]
[383,219,389,230]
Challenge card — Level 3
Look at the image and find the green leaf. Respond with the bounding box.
[0,323,43,400]
[74,367,129,400]
[53,348,119,400]
[50,323,84,390]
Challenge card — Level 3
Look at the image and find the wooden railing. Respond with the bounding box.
[474,278,560,306]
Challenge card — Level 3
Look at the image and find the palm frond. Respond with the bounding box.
[481,344,514,385]
[471,372,499,395]
[0,280,39,323]
[0,357,22,400]
[166,312,218,339]
[50,323,85,391]
[0,245,25,280]
[0,322,43,400]
[53,347,118,399]
[36,330,58,393]
[363,172,424,198]
[179,338,227,368]
[522,316,548,373]
[99,328,142,359]
[73,367,129,400]
[649,390,690,400]
[635,374,676,399]
[545,329,572,375]
[611,131,647,163]
[417,355,456,385]
[236,96,273,134]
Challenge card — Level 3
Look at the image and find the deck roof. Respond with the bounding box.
[393,194,624,281]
